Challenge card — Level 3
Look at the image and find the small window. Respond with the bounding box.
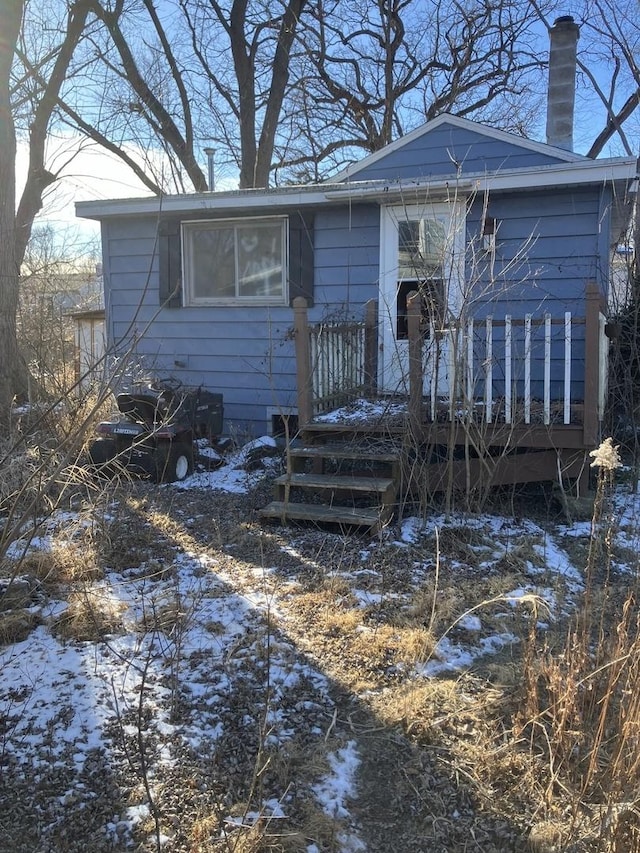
[396,217,446,339]
[182,216,288,305]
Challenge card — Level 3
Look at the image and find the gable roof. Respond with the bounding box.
[331,113,585,183]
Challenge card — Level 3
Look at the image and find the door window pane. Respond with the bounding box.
[396,217,446,338]
[398,218,445,279]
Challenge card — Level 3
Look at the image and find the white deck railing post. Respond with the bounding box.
[544,313,551,425]
[485,316,493,423]
[564,312,572,424]
[505,315,512,424]
[466,318,474,406]
[524,314,531,424]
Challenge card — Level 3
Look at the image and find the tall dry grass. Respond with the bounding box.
[516,439,640,851]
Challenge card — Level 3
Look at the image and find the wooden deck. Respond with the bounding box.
[261,284,608,531]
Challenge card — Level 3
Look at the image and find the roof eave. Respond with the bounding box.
[75,187,335,220]
[76,157,638,221]
[325,158,638,201]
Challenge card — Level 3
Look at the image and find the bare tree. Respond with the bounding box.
[48,0,310,191]
[279,0,547,179]
[580,0,639,158]
[0,0,24,421]
[1,0,95,415]
[200,0,309,188]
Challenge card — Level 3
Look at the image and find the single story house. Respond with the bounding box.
[76,19,637,522]
[76,115,636,420]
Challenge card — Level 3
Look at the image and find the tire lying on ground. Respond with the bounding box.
[155,444,194,483]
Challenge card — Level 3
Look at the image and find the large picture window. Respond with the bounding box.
[182,216,287,305]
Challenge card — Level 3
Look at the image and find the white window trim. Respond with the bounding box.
[182,214,289,307]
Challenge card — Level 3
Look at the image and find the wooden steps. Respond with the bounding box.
[272,472,396,493]
[260,435,401,534]
[260,501,384,527]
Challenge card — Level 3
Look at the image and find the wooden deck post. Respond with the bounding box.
[407,290,423,439]
[363,299,378,395]
[583,282,601,448]
[293,296,313,427]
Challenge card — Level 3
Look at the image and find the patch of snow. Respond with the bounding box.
[503,586,556,614]
[353,589,384,608]
[315,398,407,424]
[457,614,482,632]
[173,435,279,492]
[535,534,583,587]
[397,516,425,544]
[314,741,360,819]
[420,632,517,677]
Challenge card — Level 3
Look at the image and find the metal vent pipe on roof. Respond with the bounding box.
[546,15,580,151]
[204,147,216,191]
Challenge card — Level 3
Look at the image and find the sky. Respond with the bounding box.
[16,135,157,249]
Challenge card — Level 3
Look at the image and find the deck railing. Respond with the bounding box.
[293,298,378,420]
[293,284,605,446]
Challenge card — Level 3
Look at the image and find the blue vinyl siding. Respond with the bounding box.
[461,186,601,404]
[350,124,574,181]
[97,126,613,435]
[102,205,383,434]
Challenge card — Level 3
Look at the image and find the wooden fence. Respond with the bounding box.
[293,298,377,421]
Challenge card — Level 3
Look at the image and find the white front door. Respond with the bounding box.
[378,201,465,395]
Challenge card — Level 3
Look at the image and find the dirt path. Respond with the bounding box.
[153,482,532,852]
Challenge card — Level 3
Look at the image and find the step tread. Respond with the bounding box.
[260,501,388,526]
[274,473,396,492]
[288,444,400,463]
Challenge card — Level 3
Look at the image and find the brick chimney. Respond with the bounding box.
[545,15,580,151]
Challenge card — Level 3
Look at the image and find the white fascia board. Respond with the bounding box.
[325,156,638,201]
[75,187,334,220]
[330,113,584,182]
[76,157,637,220]
[478,156,637,191]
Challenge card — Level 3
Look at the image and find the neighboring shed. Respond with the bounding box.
[71,308,106,389]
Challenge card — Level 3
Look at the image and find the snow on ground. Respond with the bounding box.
[2,437,640,850]
[312,740,366,852]
[174,435,280,492]
[0,466,343,847]
[0,550,334,841]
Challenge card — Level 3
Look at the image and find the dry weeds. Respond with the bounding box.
[3,446,640,853]
[53,588,127,642]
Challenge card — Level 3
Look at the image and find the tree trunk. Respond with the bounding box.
[0,0,26,421]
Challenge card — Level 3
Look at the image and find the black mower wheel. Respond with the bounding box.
[156,444,194,483]
[88,438,117,464]
[87,438,120,479]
